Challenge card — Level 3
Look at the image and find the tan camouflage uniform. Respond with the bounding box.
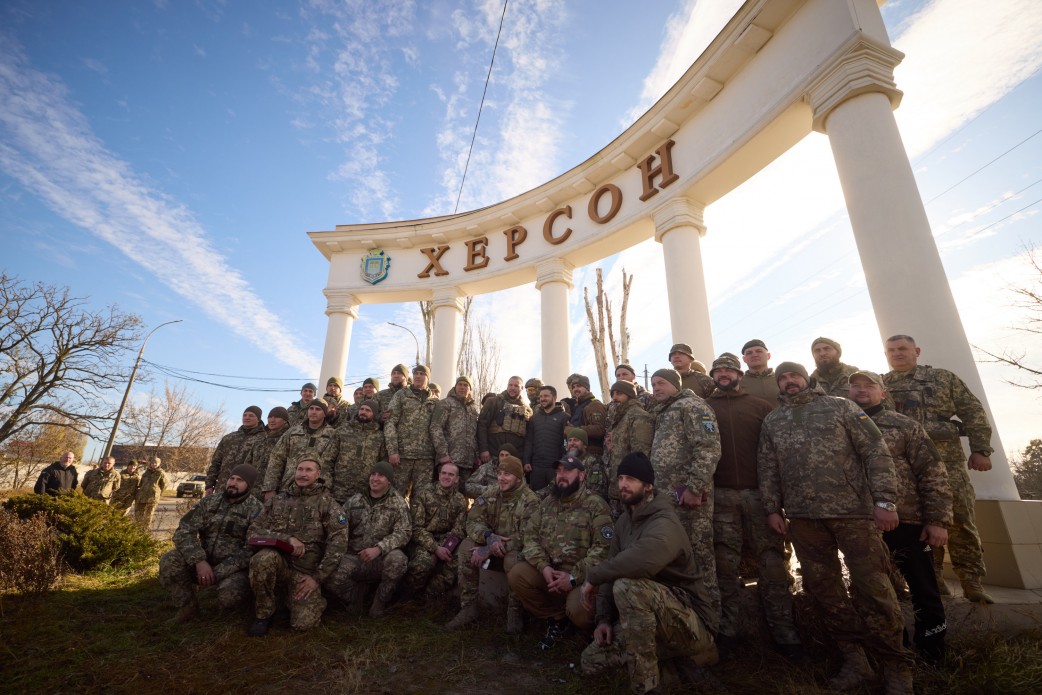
[321,418,385,504]
[81,466,121,502]
[262,421,335,494]
[680,370,716,399]
[477,391,532,458]
[429,391,479,484]
[384,386,437,498]
[206,423,266,491]
[604,401,654,506]
[159,491,263,609]
[742,369,779,406]
[286,398,313,428]
[248,481,348,629]
[110,468,140,513]
[810,362,860,398]
[377,383,406,419]
[404,484,468,595]
[244,425,288,501]
[463,461,499,499]
[134,466,168,529]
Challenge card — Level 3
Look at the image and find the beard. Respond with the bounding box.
[714,379,736,392]
[223,487,248,500]
[357,413,372,424]
[551,477,582,500]
[620,487,646,507]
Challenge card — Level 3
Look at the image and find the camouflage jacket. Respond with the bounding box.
[605,385,655,433]
[342,488,412,555]
[605,400,654,478]
[568,393,608,455]
[650,390,721,498]
[810,362,860,398]
[248,481,348,581]
[882,364,993,458]
[582,453,610,501]
[742,369,779,407]
[81,467,121,501]
[244,424,289,499]
[681,370,716,399]
[522,483,613,584]
[321,418,386,504]
[409,484,468,553]
[173,492,263,580]
[466,482,539,554]
[758,387,896,520]
[263,421,336,493]
[477,391,532,454]
[377,384,406,419]
[206,423,266,490]
[111,470,139,506]
[384,386,437,459]
[429,392,479,468]
[463,461,499,499]
[135,467,168,503]
[867,406,953,527]
[286,398,314,428]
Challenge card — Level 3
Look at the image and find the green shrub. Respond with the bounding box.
[0,508,64,593]
[3,493,158,572]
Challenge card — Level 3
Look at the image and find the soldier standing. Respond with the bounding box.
[477,376,532,464]
[33,451,78,496]
[325,461,412,617]
[524,385,569,492]
[134,456,168,529]
[809,337,859,397]
[882,334,994,603]
[322,398,386,504]
[377,364,411,422]
[759,362,912,693]
[247,454,347,635]
[323,376,346,410]
[403,461,468,600]
[566,375,608,458]
[740,339,779,405]
[524,377,544,410]
[159,463,263,623]
[430,375,480,489]
[668,343,715,399]
[205,406,266,495]
[603,381,654,513]
[286,382,317,427]
[110,460,140,514]
[384,365,437,498]
[345,377,380,422]
[244,407,290,501]
[262,398,336,499]
[82,456,121,503]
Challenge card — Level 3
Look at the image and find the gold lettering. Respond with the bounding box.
[542,206,573,245]
[637,139,679,202]
[503,226,527,261]
[417,245,451,278]
[463,237,490,272]
[588,184,622,224]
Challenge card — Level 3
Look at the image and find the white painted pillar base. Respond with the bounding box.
[536,258,573,393]
[431,287,463,387]
[320,289,359,387]
[654,197,715,364]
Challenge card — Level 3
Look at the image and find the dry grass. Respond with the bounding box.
[0,508,64,594]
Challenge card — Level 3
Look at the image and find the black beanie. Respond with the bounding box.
[618,452,655,484]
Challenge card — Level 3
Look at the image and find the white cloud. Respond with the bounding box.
[0,37,319,374]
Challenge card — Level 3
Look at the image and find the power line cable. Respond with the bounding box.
[925,129,1042,204]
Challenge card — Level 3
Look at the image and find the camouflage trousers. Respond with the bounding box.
[713,487,798,644]
[394,457,434,500]
[675,490,720,627]
[110,496,134,514]
[506,559,593,631]
[934,447,986,580]
[404,541,459,596]
[134,502,157,529]
[581,578,715,695]
[249,549,326,629]
[158,548,250,609]
[325,549,407,604]
[788,518,911,667]
[457,540,519,607]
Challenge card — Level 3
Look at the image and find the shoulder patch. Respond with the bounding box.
[702,420,716,433]
[337,513,347,525]
[476,496,486,506]
[600,525,614,540]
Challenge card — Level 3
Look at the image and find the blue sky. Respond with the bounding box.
[2,0,1042,465]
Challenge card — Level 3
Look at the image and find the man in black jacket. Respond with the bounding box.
[34,451,78,496]
[524,385,568,491]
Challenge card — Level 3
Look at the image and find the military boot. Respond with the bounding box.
[960,577,994,604]
[167,601,198,624]
[883,662,914,695]
[505,597,524,634]
[827,646,873,691]
[445,602,479,630]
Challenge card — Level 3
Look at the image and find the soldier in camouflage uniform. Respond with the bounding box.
[649,367,721,626]
[669,343,715,399]
[134,457,168,529]
[384,365,437,499]
[759,362,913,693]
[262,399,336,498]
[510,454,613,649]
[445,455,539,630]
[477,376,532,463]
[323,376,347,410]
[464,444,519,499]
[205,406,266,494]
[564,429,607,502]
[704,354,803,660]
[160,463,263,623]
[430,375,479,488]
[603,381,654,512]
[286,382,317,428]
[344,377,380,422]
[740,339,779,406]
[566,375,608,458]
[322,399,386,504]
[581,453,717,695]
[377,364,410,422]
[849,370,953,662]
[404,461,468,598]
[883,334,994,603]
[110,460,140,514]
[81,456,121,503]
[324,461,412,617]
[809,336,860,398]
[244,407,290,501]
[247,454,347,636]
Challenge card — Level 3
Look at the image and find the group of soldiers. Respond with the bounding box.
[150,334,994,695]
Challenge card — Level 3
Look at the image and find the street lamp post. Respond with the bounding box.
[387,321,421,367]
[103,319,183,459]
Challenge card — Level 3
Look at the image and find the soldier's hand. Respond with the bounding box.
[480,451,491,464]
[593,623,613,647]
[195,561,215,587]
[580,581,597,612]
[681,489,702,508]
[490,538,508,557]
[293,574,319,601]
[288,536,307,558]
[920,524,948,548]
[435,546,453,562]
[359,547,382,563]
[968,452,992,472]
[204,487,215,497]
[873,507,899,532]
[264,490,275,503]
[388,454,401,466]
[767,513,788,536]
[439,456,453,465]
[469,546,486,567]
[524,463,532,473]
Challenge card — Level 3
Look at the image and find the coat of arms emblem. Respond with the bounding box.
[361,248,391,285]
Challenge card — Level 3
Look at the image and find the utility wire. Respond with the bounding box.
[454,0,509,214]
[925,129,1042,204]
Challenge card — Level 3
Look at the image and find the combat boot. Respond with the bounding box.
[882,662,914,695]
[167,601,198,624]
[445,602,479,630]
[960,577,994,604]
[247,616,272,637]
[505,599,524,634]
[827,646,873,691]
[537,617,574,651]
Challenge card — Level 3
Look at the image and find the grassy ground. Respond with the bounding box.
[3,560,1042,695]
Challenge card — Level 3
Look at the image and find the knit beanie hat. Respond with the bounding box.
[327,376,344,388]
[742,339,767,353]
[456,375,473,389]
[499,443,521,458]
[229,463,259,489]
[652,368,682,391]
[302,382,318,392]
[358,399,380,415]
[567,428,589,445]
[775,362,810,384]
[610,381,637,400]
[392,363,409,376]
[309,398,329,415]
[499,455,525,481]
[615,363,635,376]
[363,377,380,390]
[267,406,290,422]
[413,364,431,376]
[811,337,842,358]
[618,452,655,485]
[372,460,395,483]
[244,405,263,420]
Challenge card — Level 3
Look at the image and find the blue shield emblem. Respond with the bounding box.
[361,248,391,285]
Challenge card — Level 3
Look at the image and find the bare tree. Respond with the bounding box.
[458,318,502,399]
[0,414,87,489]
[119,381,226,472]
[418,301,434,366]
[583,267,634,398]
[975,247,1042,388]
[0,274,141,445]
[456,296,474,374]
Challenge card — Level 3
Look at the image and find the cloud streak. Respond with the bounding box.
[0,36,319,374]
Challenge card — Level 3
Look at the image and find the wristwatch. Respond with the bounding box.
[874,501,897,512]
[569,574,577,587]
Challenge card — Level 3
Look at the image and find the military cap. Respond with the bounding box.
[652,368,682,391]
[525,377,543,389]
[775,362,810,383]
[565,372,583,386]
[567,428,589,445]
[499,455,524,481]
[297,450,322,468]
[668,343,694,358]
[710,354,743,376]
[244,405,263,420]
[229,463,259,489]
[811,336,842,357]
[556,454,585,471]
[848,370,885,388]
[267,406,290,422]
[572,374,591,390]
[742,339,767,353]
[610,380,637,400]
[327,376,343,388]
[618,452,654,484]
[363,376,380,390]
[371,460,395,483]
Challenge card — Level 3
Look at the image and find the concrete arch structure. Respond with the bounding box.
[310,0,1042,587]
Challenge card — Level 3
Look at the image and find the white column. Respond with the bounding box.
[431,287,463,387]
[320,289,359,387]
[810,40,1017,500]
[654,197,715,364]
[535,258,573,393]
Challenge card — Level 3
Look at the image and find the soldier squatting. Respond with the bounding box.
[79,333,992,695]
